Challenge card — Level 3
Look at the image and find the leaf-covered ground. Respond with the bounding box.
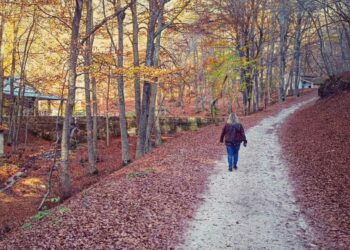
[0,135,138,240]
[1,91,316,249]
[279,91,350,249]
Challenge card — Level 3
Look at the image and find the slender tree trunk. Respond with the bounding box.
[194,43,203,113]
[285,69,293,97]
[259,60,265,107]
[0,16,5,125]
[92,78,98,154]
[106,67,111,147]
[117,8,130,165]
[15,17,35,151]
[60,0,83,199]
[293,5,303,97]
[253,68,259,112]
[278,0,289,102]
[7,21,19,146]
[155,87,162,146]
[266,25,276,105]
[177,84,185,109]
[237,39,248,115]
[83,0,97,175]
[131,0,141,131]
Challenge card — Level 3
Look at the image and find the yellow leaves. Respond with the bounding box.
[89,65,179,84]
[0,164,20,183]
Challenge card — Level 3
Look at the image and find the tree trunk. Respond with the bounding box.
[253,68,259,112]
[342,24,350,56]
[145,83,157,152]
[60,0,83,199]
[131,0,141,131]
[339,24,350,71]
[278,0,289,102]
[83,0,97,175]
[293,5,303,97]
[14,16,36,151]
[258,57,265,107]
[266,24,276,105]
[7,21,19,146]
[117,8,130,165]
[0,16,5,125]
[145,4,164,151]
[136,0,158,158]
[92,77,98,157]
[155,88,162,146]
[177,84,185,109]
[106,67,111,147]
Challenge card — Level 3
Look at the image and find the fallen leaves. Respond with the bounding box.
[279,91,350,249]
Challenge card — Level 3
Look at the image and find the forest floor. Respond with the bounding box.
[0,90,318,249]
[0,134,140,239]
[279,91,350,249]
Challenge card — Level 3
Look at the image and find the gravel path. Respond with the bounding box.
[178,99,317,250]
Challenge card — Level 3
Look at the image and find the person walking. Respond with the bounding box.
[220,113,247,171]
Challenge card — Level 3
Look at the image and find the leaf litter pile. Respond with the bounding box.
[280,91,350,249]
[1,91,317,249]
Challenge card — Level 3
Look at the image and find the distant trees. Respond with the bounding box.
[177,0,350,114]
[301,0,350,75]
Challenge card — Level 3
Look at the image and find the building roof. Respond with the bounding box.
[300,75,323,85]
[301,79,314,84]
[3,77,62,101]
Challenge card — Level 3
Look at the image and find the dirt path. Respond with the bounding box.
[179,99,318,249]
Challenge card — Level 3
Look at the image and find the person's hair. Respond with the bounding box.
[227,113,240,124]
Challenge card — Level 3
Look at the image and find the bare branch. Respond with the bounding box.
[80,0,134,45]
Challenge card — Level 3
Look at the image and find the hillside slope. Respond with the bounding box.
[280,91,350,248]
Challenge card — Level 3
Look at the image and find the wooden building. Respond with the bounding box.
[3,77,62,116]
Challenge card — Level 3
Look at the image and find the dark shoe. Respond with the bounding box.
[234,166,238,170]
[228,167,233,172]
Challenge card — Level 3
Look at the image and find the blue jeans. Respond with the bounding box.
[226,144,241,168]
